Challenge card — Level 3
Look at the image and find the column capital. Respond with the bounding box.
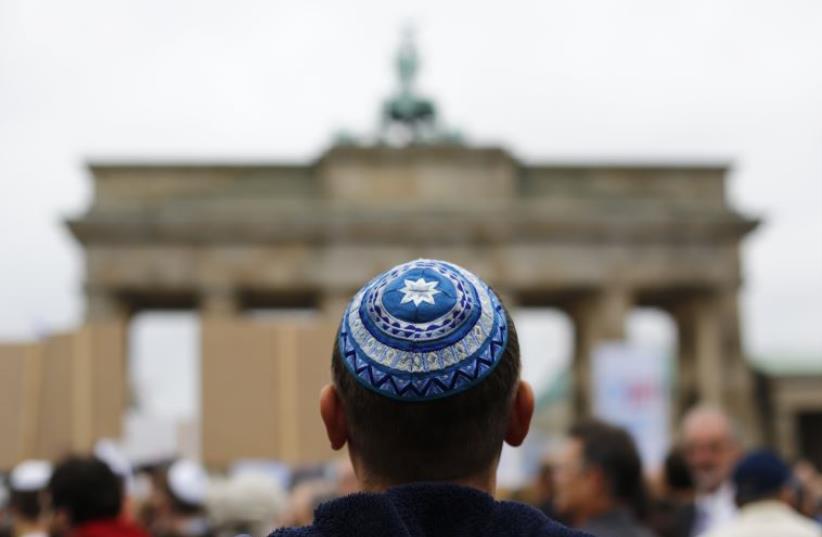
[569,285,633,340]
[200,287,239,318]
[85,287,129,322]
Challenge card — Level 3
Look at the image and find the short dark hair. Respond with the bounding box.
[569,420,648,519]
[332,307,520,484]
[9,490,42,520]
[663,448,693,493]
[48,456,122,526]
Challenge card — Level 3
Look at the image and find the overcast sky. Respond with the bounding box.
[1,0,820,369]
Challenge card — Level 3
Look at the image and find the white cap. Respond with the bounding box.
[168,459,208,506]
[94,440,131,477]
[94,438,135,494]
[10,460,52,492]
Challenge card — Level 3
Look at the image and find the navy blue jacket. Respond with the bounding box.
[270,482,590,537]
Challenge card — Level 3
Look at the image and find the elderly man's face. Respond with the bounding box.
[682,414,739,493]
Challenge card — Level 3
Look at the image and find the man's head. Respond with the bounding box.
[553,420,646,525]
[680,406,741,494]
[9,460,52,524]
[732,450,791,507]
[48,456,123,530]
[320,259,534,489]
[162,459,208,517]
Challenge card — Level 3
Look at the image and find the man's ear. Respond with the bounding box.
[504,380,535,447]
[320,384,349,451]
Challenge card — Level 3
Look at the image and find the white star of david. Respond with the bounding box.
[399,277,440,307]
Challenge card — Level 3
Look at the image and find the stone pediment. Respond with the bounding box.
[70,145,757,248]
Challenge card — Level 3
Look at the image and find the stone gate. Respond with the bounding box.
[68,143,760,452]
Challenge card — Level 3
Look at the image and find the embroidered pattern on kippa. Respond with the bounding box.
[338,259,508,401]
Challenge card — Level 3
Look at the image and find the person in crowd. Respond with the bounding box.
[47,455,149,537]
[701,450,820,537]
[506,454,559,519]
[648,449,696,537]
[0,477,11,537]
[270,259,585,537]
[535,457,559,520]
[152,460,213,537]
[94,439,137,521]
[552,420,655,537]
[280,480,337,529]
[793,460,822,524]
[7,460,51,537]
[207,467,287,537]
[680,407,742,536]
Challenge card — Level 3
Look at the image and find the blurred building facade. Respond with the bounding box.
[754,358,822,470]
[65,141,762,453]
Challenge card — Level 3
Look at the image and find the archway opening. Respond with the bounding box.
[590,308,677,469]
[125,312,201,463]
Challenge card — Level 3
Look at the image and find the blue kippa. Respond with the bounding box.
[732,449,790,497]
[337,259,509,401]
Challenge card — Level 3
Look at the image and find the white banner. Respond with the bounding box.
[592,341,670,469]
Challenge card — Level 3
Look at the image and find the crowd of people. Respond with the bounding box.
[517,407,822,537]
[1,259,820,537]
[0,405,819,537]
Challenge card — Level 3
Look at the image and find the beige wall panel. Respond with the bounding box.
[201,320,281,467]
[34,334,76,460]
[202,320,340,467]
[289,322,336,464]
[87,322,127,441]
[0,344,31,469]
[0,324,125,466]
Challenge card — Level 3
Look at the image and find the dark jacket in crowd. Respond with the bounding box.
[648,499,696,537]
[270,483,590,537]
[579,508,657,537]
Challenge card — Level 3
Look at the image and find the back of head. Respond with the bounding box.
[9,460,52,522]
[569,420,647,518]
[48,456,123,526]
[732,450,790,507]
[331,259,521,485]
[164,459,209,516]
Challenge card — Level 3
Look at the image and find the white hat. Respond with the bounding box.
[94,438,135,493]
[94,439,130,476]
[168,459,208,506]
[10,460,52,492]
